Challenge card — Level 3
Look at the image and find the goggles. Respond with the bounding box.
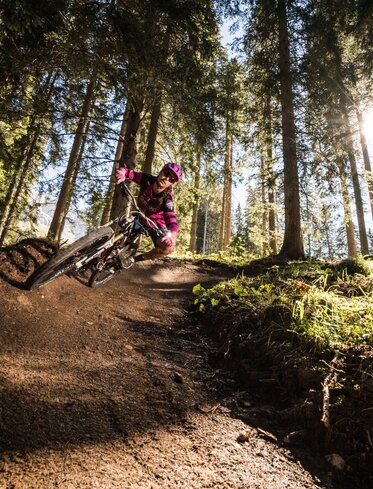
[161,169,177,183]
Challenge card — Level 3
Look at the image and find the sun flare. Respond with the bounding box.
[363,108,373,146]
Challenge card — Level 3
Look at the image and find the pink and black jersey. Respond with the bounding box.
[125,169,179,234]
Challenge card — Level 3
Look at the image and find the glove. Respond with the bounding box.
[115,167,128,183]
[161,235,176,248]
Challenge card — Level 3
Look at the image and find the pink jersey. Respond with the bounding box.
[125,169,179,234]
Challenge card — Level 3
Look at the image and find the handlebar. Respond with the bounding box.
[120,182,137,207]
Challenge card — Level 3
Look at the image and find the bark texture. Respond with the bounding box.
[260,155,269,256]
[340,101,369,255]
[101,104,129,225]
[357,109,373,220]
[277,0,304,259]
[338,159,357,258]
[219,120,233,251]
[189,150,202,254]
[264,94,277,255]
[110,97,144,220]
[143,97,162,174]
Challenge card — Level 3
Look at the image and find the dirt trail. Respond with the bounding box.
[0,258,337,488]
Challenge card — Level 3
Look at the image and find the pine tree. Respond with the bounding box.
[48,75,97,242]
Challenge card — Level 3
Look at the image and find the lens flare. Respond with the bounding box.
[363,108,373,143]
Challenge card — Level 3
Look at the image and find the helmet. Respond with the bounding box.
[161,162,183,182]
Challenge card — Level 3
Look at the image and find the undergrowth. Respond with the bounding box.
[182,251,254,266]
[193,257,373,353]
[193,257,373,470]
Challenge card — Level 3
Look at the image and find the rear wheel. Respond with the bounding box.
[88,234,141,288]
[27,227,114,290]
[88,265,119,288]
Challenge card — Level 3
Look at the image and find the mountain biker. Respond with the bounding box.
[115,162,182,267]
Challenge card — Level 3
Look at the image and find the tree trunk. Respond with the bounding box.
[143,96,162,174]
[0,143,29,237]
[323,207,332,258]
[225,132,233,247]
[346,148,369,255]
[260,155,268,256]
[357,109,373,219]
[325,26,369,255]
[0,128,40,245]
[110,96,145,220]
[337,159,357,258]
[263,93,277,255]
[268,170,277,254]
[340,102,369,255]
[277,0,304,259]
[304,192,312,256]
[189,149,202,253]
[265,110,277,255]
[202,199,209,254]
[48,75,96,243]
[219,119,233,251]
[100,103,129,225]
[0,72,57,244]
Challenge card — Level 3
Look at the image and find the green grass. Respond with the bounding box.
[193,257,373,353]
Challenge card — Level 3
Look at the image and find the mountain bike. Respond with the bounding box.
[27,185,164,290]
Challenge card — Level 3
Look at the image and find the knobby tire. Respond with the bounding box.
[88,267,118,288]
[27,227,114,290]
[88,234,141,288]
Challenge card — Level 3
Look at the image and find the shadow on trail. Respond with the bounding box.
[126,317,370,489]
[0,255,367,488]
[0,324,200,453]
[0,263,223,455]
[0,254,232,455]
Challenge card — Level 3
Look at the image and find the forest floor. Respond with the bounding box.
[0,240,370,489]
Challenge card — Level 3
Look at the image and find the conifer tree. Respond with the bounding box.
[228,0,304,258]
[0,71,58,244]
[302,0,371,255]
[276,0,304,259]
[48,75,97,242]
[216,58,245,251]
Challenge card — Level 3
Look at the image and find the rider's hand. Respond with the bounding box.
[161,235,176,248]
[115,167,128,184]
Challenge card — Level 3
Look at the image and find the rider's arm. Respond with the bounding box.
[163,195,179,235]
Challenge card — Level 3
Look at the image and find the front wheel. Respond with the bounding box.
[27,227,114,290]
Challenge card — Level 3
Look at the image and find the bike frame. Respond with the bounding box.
[74,184,161,272]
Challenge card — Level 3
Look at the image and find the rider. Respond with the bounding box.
[115,162,183,267]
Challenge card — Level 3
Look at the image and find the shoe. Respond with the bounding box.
[119,254,135,269]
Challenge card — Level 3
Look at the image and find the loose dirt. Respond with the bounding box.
[0,243,363,488]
